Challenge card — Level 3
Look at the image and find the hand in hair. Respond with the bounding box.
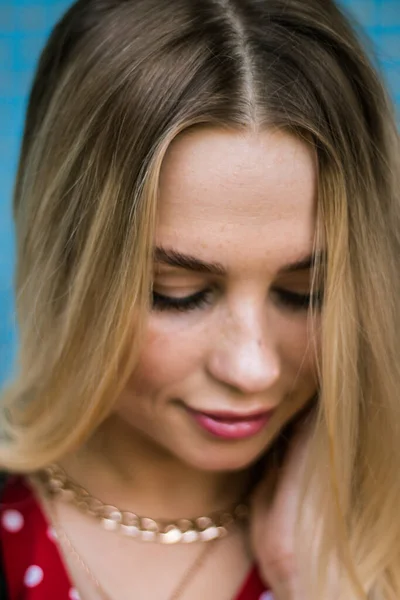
[250,420,312,600]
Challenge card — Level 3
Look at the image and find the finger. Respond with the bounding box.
[251,420,314,595]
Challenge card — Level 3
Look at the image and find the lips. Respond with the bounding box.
[186,407,274,440]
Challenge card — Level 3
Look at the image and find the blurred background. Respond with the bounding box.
[0,0,399,386]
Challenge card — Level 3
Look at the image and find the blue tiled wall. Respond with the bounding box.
[0,1,399,384]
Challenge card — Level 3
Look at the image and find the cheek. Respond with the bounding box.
[280,317,320,384]
[130,318,207,394]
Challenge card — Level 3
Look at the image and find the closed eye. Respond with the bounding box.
[152,289,212,312]
[274,288,323,311]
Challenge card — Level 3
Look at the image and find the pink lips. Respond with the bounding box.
[187,408,273,440]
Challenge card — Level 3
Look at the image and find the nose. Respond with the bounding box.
[207,308,281,395]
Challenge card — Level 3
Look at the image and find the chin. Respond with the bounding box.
[179,442,269,473]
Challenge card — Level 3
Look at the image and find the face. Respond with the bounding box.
[117,127,320,472]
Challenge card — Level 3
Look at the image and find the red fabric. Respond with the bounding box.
[0,477,270,599]
[236,565,269,600]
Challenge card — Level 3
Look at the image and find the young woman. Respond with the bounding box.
[0,0,399,599]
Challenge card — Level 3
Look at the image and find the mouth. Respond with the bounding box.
[185,407,275,440]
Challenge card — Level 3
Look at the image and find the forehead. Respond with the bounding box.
[156,127,317,270]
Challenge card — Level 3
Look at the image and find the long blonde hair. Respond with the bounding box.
[1,0,399,597]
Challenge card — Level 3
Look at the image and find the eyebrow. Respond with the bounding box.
[154,246,325,276]
[154,247,226,275]
[278,251,325,274]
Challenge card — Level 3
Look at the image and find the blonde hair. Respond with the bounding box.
[1,0,399,597]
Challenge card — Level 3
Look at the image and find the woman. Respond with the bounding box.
[0,0,399,598]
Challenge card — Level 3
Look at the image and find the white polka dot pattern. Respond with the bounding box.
[259,592,274,600]
[47,525,57,541]
[1,509,24,532]
[24,565,44,588]
[69,588,81,600]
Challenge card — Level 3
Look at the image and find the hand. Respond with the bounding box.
[250,420,313,600]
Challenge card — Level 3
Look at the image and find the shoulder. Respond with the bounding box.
[0,473,38,600]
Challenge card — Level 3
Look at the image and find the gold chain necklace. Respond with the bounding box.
[44,493,219,600]
[38,464,249,545]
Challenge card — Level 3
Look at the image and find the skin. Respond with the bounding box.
[117,126,319,473]
[56,127,321,599]
[252,418,312,600]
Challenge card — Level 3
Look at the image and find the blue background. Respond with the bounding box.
[1,1,399,385]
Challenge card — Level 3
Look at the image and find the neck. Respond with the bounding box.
[60,415,251,520]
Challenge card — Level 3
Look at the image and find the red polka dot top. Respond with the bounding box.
[0,476,272,600]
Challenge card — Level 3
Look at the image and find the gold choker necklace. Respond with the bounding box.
[37,464,249,545]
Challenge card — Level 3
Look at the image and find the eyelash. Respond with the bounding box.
[152,289,322,312]
[152,290,213,312]
[276,289,323,310]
